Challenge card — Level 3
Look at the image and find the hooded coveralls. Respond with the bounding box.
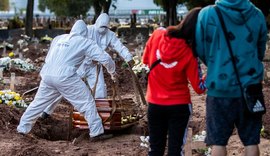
[17,20,115,138]
[42,13,132,116]
[78,13,133,98]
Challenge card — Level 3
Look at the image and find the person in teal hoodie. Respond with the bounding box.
[196,0,267,155]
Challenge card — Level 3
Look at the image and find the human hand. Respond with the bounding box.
[111,72,119,83]
[202,74,207,81]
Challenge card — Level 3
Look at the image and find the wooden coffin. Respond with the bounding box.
[72,98,140,130]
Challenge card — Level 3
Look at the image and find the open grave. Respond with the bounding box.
[0,27,270,155]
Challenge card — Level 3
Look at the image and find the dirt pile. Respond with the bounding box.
[0,104,22,130]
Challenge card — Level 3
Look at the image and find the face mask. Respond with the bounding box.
[98,27,108,35]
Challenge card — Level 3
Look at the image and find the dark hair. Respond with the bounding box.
[167,7,202,57]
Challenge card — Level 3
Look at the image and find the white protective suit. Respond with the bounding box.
[17,20,115,138]
[42,13,133,116]
[78,13,133,98]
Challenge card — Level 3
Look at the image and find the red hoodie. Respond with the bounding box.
[143,28,205,105]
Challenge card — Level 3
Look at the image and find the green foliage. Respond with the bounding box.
[153,0,183,26]
[38,0,92,17]
[8,16,24,29]
[0,0,9,11]
[193,148,210,155]
[90,0,112,24]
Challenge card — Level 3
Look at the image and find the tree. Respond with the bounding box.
[100,0,112,15]
[38,0,113,24]
[184,0,214,9]
[91,0,112,24]
[25,0,34,37]
[0,0,9,11]
[92,0,102,23]
[154,0,183,26]
[38,0,92,17]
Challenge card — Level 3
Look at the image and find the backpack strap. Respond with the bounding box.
[149,59,161,71]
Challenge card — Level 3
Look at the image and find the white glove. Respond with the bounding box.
[110,72,118,82]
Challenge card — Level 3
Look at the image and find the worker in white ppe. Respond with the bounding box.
[78,13,134,98]
[17,20,116,139]
[40,13,134,119]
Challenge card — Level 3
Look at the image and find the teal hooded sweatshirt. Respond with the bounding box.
[196,0,267,97]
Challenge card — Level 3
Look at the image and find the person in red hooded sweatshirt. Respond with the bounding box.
[142,8,206,156]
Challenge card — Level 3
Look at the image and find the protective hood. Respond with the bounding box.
[158,32,190,63]
[216,0,257,25]
[94,13,110,35]
[70,20,88,38]
[95,13,110,28]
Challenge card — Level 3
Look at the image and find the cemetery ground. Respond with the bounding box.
[0,30,270,156]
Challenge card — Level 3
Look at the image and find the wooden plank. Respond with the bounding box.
[73,112,122,122]
[184,128,192,156]
[99,112,111,118]
[184,128,207,155]
[73,120,138,131]
[97,107,112,112]
[73,112,86,120]
[72,97,140,131]
[192,141,206,150]
[74,125,89,129]
[73,120,88,125]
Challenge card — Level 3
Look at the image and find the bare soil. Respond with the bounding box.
[0,35,270,156]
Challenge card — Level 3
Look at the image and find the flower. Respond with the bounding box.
[17,39,28,48]
[132,62,149,74]
[0,90,27,108]
[0,57,37,72]
[131,56,149,74]
[14,95,21,101]
[193,131,207,141]
[0,57,11,69]
[139,136,149,148]
[8,52,15,57]
[7,100,13,106]
[12,58,36,71]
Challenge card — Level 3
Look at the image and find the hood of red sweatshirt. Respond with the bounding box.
[158,31,190,63]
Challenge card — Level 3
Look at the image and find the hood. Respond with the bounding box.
[64,20,87,42]
[70,20,88,38]
[95,13,110,29]
[216,0,257,25]
[158,32,190,63]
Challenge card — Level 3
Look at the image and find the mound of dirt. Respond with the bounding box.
[11,145,50,156]
[0,104,22,130]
